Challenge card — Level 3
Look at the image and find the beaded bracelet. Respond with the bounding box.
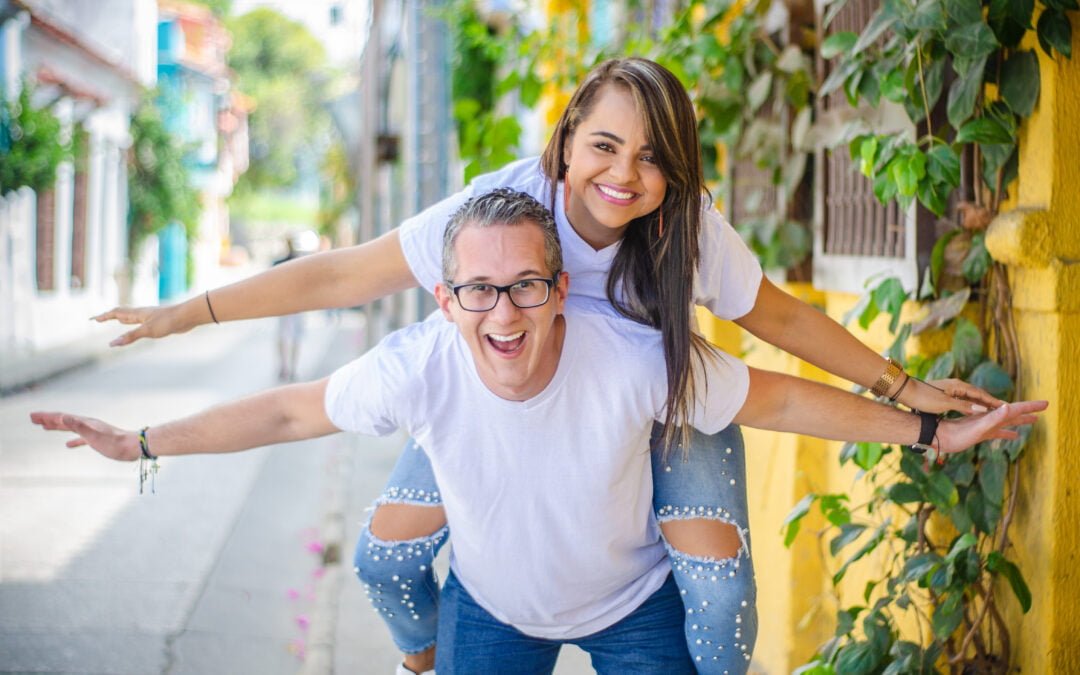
[137,426,159,494]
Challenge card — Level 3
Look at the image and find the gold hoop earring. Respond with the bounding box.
[658,208,665,238]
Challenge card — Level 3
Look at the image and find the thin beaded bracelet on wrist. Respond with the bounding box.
[137,426,159,494]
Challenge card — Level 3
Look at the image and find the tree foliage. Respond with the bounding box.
[127,96,200,261]
[226,8,329,193]
[0,83,68,194]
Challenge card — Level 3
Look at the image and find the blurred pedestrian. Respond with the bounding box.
[273,231,319,382]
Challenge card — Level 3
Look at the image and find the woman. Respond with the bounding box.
[97,58,996,674]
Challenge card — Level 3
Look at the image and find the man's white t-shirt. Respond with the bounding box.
[324,304,750,639]
[397,157,765,320]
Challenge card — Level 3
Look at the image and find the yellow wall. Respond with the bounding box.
[983,26,1080,673]
[696,26,1080,675]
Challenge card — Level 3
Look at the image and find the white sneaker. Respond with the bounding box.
[395,664,434,675]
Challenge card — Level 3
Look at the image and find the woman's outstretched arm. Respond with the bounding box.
[733,277,1004,416]
[96,229,418,346]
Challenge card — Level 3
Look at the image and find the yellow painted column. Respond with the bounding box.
[984,27,1080,673]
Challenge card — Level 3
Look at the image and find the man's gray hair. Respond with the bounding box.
[442,188,564,281]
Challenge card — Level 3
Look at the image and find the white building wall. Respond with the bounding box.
[0,0,154,358]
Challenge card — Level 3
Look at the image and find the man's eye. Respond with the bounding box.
[513,280,537,291]
[465,284,491,294]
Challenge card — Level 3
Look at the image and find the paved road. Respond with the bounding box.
[0,311,591,674]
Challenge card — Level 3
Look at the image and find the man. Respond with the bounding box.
[32,189,1045,673]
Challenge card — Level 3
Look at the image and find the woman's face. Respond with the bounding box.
[562,84,668,250]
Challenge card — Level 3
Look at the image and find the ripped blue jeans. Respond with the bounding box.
[352,424,757,674]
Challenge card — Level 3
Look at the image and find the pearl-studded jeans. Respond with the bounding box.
[352,424,758,674]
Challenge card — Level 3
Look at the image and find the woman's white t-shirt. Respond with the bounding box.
[397,157,764,319]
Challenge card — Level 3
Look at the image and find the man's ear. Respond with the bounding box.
[435,283,455,321]
[553,271,569,313]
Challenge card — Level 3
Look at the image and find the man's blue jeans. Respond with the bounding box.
[435,570,694,674]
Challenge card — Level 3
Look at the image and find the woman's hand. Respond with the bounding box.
[898,377,1006,416]
[30,412,140,461]
[93,304,196,347]
[935,400,1048,454]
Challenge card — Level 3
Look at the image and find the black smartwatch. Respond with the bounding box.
[907,410,939,454]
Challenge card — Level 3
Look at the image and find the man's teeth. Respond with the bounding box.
[598,184,634,200]
[489,331,525,342]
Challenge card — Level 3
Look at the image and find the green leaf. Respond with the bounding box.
[969,360,1014,399]
[932,592,964,639]
[835,641,882,675]
[911,0,946,30]
[956,116,1013,144]
[859,136,879,177]
[1037,8,1073,59]
[834,521,889,584]
[947,66,985,128]
[930,229,962,291]
[980,446,1008,508]
[1046,0,1080,10]
[820,494,853,526]
[948,498,976,532]
[962,231,992,283]
[831,523,869,556]
[944,452,977,486]
[1000,50,1040,117]
[945,21,1001,59]
[947,532,978,559]
[880,70,907,103]
[793,661,836,675]
[926,351,956,381]
[891,156,918,198]
[903,552,945,582]
[988,551,1033,612]
[854,442,885,471]
[822,31,858,59]
[951,318,984,375]
[966,484,999,533]
[926,144,962,188]
[917,179,949,217]
[783,493,816,547]
[748,72,774,112]
[945,0,983,25]
[926,470,960,511]
[855,7,899,53]
[519,72,543,108]
[887,482,924,504]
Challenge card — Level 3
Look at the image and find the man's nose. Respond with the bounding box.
[488,289,523,319]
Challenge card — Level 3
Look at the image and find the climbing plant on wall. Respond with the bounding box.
[784,1,1074,672]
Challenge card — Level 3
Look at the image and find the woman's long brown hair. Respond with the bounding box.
[540,57,715,456]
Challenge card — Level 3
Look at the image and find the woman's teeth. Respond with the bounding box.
[597,184,634,200]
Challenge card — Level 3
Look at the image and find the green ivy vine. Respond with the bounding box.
[785,1,1074,672]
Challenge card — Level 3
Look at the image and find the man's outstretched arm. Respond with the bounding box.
[30,379,339,462]
[733,368,1046,454]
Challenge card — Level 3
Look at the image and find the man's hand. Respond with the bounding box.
[935,400,1048,454]
[30,412,140,461]
[93,304,192,347]
[900,377,1005,416]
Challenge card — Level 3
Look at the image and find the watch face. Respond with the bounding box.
[909,443,931,455]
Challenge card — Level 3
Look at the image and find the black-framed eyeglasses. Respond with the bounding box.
[447,276,559,312]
